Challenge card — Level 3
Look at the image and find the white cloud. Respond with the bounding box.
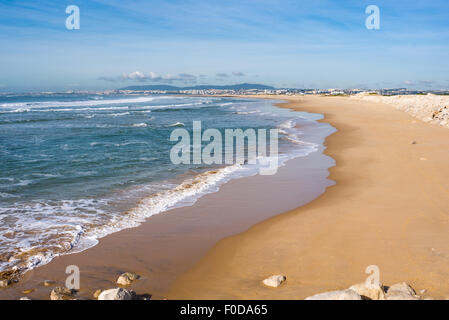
[403,80,436,88]
[98,71,198,84]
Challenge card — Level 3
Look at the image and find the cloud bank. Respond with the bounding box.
[99,71,248,84]
[98,71,198,84]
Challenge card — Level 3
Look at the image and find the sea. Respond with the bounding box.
[0,93,334,274]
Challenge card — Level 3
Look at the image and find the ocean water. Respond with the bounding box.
[0,94,331,273]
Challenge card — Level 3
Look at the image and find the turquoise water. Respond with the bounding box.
[0,94,331,273]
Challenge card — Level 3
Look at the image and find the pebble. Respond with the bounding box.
[22,289,34,294]
[0,279,11,288]
[43,280,56,287]
[262,275,286,288]
[93,289,103,299]
[117,272,140,286]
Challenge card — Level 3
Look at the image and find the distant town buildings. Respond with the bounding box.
[2,87,448,97]
[114,87,449,96]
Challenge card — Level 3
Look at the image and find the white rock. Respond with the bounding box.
[388,282,416,295]
[93,289,103,299]
[0,279,11,288]
[305,289,362,300]
[50,287,76,300]
[43,280,56,287]
[19,297,31,300]
[117,272,140,286]
[98,288,134,300]
[386,282,419,300]
[348,282,386,300]
[386,292,419,300]
[262,275,286,288]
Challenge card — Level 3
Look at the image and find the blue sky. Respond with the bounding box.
[1,0,449,91]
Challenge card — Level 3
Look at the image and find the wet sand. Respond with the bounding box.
[168,95,449,300]
[0,102,334,300]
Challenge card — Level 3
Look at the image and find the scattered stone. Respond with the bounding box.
[386,292,419,300]
[22,289,34,294]
[117,272,140,286]
[304,281,428,301]
[348,282,386,300]
[50,287,77,300]
[262,275,286,288]
[386,282,419,300]
[0,269,21,282]
[93,289,103,299]
[0,279,11,288]
[410,141,417,145]
[305,289,362,300]
[43,280,56,287]
[19,297,31,300]
[388,282,416,295]
[98,288,135,300]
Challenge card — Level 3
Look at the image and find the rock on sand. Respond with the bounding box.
[0,279,11,288]
[98,288,135,300]
[262,275,286,288]
[117,272,140,286]
[305,289,362,300]
[50,287,77,300]
[386,282,419,300]
[348,282,386,300]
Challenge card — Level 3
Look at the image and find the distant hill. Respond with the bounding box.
[119,83,276,91]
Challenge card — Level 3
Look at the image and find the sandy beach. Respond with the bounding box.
[3,0,449,305]
[168,95,449,300]
[1,94,448,300]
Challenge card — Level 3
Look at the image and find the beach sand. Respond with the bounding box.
[168,95,449,300]
[2,95,448,300]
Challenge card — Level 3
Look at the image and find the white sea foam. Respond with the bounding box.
[0,96,158,110]
[0,198,110,272]
[0,99,216,114]
[31,173,60,178]
[114,141,149,147]
[0,192,18,198]
[109,112,130,117]
[131,123,148,127]
[234,111,257,115]
[15,179,32,186]
[279,119,296,129]
[166,122,185,127]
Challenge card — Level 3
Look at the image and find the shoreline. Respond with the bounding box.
[0,98,335,300]
[168,95,449,300]
[2,94,448,300]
